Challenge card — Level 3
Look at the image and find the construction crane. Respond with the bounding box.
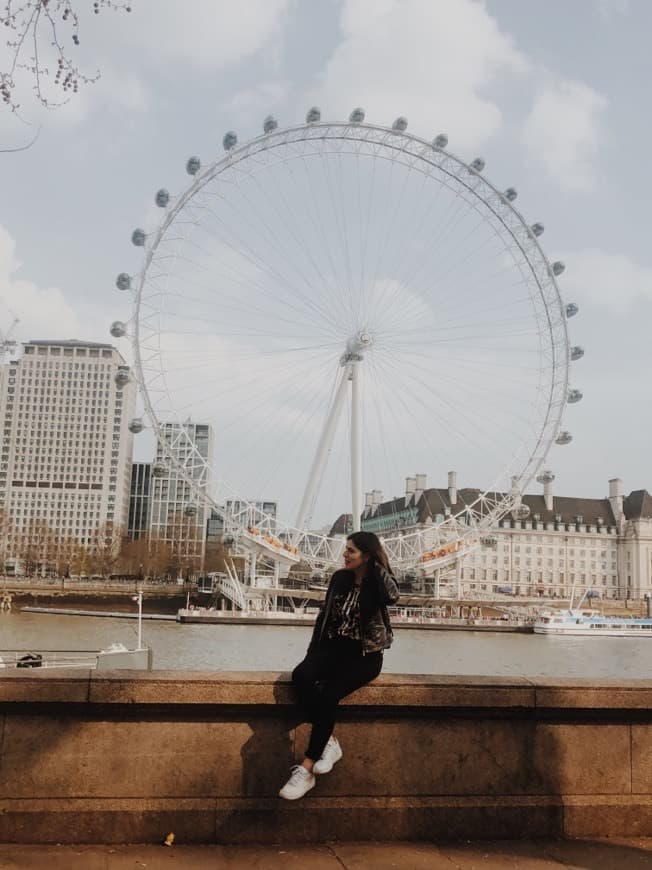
[0,310,19,364]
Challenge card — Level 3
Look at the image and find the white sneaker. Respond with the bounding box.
[279,765,316,800]
[313,737,343,775]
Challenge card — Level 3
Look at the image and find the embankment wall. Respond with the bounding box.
[1,671,651,843]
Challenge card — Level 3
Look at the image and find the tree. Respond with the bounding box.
[1,1,133,115]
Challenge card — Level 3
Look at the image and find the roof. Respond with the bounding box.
[624,490,652,520]
[363,486,621,526]
[329,513,352,536]
[25,340,114,349]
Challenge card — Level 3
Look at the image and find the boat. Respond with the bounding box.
[3,591,153,669]
[0,643,152,670]
[534,591,652,637]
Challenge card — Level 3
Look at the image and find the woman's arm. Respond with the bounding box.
[359,564,399,613]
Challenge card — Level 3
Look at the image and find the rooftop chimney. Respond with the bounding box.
[448,470,457,506]
[405,477,416,504]
[608,477,624,526]
[371,489,383,515]
[415,473,427,502]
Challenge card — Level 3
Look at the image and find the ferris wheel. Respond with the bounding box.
[111,108,582,574]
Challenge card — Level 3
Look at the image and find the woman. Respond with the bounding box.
[279,531,400,800]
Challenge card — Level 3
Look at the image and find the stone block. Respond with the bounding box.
[0,798,215,844]
[213,796,563,844]
[531,723,630,794]
[0,716,295,799]
[0,671,90,703]
[531,677,652,710]
[88,671,293,706]
[295,718,543,796]
[562,795,652,838]
[632,725,652,793]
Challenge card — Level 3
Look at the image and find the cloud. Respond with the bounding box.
[521,79,607,191]
[596,0,630,22]
[304,0,528,150]
[224,80,290,126]
[120,0,292,69]
[557,247,652,312]
[0,225,82,342]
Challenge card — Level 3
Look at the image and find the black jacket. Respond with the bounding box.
[308,565,400,655]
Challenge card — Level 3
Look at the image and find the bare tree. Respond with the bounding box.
[1,1,133,114]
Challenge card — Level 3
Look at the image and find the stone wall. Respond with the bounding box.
[1,670,651,844]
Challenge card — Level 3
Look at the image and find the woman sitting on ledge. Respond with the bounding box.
[280,531,400,800]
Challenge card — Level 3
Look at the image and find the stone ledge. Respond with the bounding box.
[0,795,566,844]
[1,671,652,711]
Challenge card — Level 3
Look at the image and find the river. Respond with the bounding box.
[0,609,650,679]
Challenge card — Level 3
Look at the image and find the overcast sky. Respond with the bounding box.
[0,0,650,519]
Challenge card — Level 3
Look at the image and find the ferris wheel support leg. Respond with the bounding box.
[350,361,362,533]
[249,551,257,587]
[294,366,351,536]
[455,559,462,599]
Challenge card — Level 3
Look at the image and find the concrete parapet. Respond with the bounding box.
[1,671,652,843]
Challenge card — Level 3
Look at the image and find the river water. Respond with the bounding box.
[1,610,650,679]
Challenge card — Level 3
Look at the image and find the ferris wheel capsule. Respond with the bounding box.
[263,115,278,133]
[128,417,144,434]
[567,388,583,404]
[155,189,170,208]
[223,131,237,151]
[131,229,146,247]
[513,503,531,520]
[349,107,365,124]
[186,156,201,175]
[556,431,573,445]
[114,367,130,387]
[469,157,485,173]
[306,107,321,124]
[115,273,131,291]
[184,503,198,517]
[109,321,126,338]
[565,303,579,318]
[570,346,584,361]
[152,461,167,478]
[536,469,555,484]
[503,188,518,202]
[551,261,565,277]
[530,223,545,237]
[392,116,408,132]
[432,133,448,149]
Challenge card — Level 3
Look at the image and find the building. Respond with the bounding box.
[127,462,152,541]
[149,422,213,572]
[359,474,652,600]
[0,340,136,563]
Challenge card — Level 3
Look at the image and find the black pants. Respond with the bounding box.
[292,637,383,761]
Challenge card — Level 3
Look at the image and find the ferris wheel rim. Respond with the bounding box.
[125,116,571,568]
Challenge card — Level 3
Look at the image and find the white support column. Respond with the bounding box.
[350,361,362,532]
[295,366,350,534]
[455,558,462,599]
[434,568,440,600]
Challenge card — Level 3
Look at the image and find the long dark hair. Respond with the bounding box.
[347,531,391,573]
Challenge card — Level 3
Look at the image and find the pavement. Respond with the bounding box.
[0,840,651,869]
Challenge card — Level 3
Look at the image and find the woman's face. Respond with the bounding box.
[343,540,368,572]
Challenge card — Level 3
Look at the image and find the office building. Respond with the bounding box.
[149,422,213,569]
[128,462,152,541]
[0,340,136,560]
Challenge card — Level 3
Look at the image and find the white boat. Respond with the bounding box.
[0,643,152,670]
[534,592,652,637]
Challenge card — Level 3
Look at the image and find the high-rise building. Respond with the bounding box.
[128,462,152,541]
[149,422,213,569]
[0,340,136,560]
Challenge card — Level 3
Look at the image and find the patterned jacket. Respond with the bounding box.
[308,565,400,655]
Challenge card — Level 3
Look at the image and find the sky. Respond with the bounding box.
[0,0,651,526]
